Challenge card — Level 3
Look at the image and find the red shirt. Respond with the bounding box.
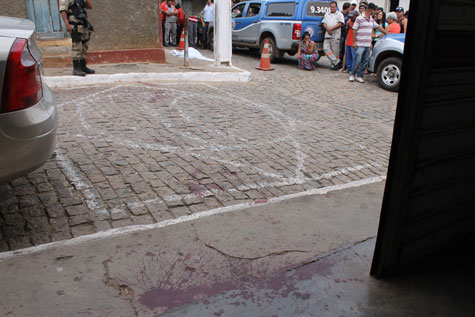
[388,22,401,34]
[346,20,355,46]
[161,2,167,21]
[178,8,185,25]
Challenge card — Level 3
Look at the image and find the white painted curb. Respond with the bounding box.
[44,67,252,88]
[0,176,385,262]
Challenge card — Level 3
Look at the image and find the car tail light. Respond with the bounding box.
[292,23,302,40]
[1,38,43,114]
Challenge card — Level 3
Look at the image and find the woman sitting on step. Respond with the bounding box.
[296,32,319,71]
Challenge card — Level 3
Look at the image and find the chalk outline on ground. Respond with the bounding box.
[0,81,388,258]
[55,83,386,218]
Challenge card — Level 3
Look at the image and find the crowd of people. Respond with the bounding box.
[298,0,409,85]
[160,0,215,49]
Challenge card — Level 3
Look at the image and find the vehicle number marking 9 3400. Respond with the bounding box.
[310,6,329,14]
[306,2,331,16]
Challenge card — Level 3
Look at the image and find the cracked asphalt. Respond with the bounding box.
[0,48,397,252]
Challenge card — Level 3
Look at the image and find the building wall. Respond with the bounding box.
[0,0,160,51]
[0,0,28,19]
[398,0,410,12]
[87,0,160,51]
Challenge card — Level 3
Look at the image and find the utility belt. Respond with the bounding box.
[70,20,94,43]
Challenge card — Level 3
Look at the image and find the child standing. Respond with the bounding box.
[342,10,358,73]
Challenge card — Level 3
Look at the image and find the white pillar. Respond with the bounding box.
[384,0,391,12]
[214,0,232,67]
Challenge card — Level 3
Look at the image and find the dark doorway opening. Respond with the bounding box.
[390,0,400,11]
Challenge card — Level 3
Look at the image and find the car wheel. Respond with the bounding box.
[377,57,402,92]
[260,37,279,62]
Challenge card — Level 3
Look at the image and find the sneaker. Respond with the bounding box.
[342,69,349,73]
[349,75,355,82]
[356,77,365,83]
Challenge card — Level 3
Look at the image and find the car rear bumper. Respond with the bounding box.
[0,84,57,183]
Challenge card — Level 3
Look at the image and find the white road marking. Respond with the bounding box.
[55,151,110,217]
[55,151,90,191]
[0,175,385,262]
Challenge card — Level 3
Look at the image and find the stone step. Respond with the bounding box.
[43,55,72,68]
[36,38,71,48]
[36,38,72,67]
[41,45,71,57]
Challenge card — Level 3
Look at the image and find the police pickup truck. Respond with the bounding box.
[231,0,332,62]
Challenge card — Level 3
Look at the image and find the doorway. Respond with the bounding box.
[390,0,400,11]
[25,0,67,39]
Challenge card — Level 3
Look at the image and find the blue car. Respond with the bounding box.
[368,33,405,92]
[231,0,332,62]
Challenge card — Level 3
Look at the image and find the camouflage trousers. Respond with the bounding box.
[71,25,90,60]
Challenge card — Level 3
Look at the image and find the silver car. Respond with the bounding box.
[368,33,405,92]
[0,16,57,183]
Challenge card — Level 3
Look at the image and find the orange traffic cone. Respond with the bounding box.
[177,29,185,50]
[256,40,274,71]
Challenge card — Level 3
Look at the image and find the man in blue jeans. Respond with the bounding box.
[349,2,387,83]
[201,0,215,49]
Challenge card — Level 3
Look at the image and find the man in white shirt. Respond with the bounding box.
[322,1,345,70]
[201,0,215,49]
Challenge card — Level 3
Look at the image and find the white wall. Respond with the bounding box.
[398,0,410,12]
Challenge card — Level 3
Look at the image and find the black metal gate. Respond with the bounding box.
[371,0,475,278]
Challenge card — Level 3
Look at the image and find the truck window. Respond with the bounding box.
[232,3,246,18]
[246,3,261,17]
[266,2,296,17]
[306,1,331,17]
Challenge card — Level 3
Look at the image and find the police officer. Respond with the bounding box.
[59,0,95,76]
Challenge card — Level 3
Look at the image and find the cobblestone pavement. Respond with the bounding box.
[0,49,397,252]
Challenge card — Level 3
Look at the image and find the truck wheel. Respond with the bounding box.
[249,48,260,56]
[377,57,402,92]
[260,37,279,62]
[315,52,322,62]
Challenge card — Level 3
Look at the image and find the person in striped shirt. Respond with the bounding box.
[349,2,387,83]
[188,15,199,47]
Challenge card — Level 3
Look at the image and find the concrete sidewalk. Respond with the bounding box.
[43,48,252,88]
[0,180,386,316]
[1,176,473,316]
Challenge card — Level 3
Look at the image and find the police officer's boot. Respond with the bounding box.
[80,60,95,74]
[73,60,86,76]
